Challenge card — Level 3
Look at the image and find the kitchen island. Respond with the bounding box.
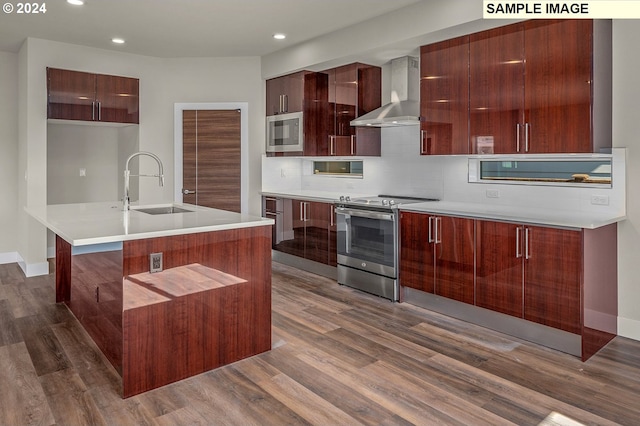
[27,201,274,397]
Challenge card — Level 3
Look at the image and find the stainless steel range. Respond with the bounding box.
[334,195,438,301]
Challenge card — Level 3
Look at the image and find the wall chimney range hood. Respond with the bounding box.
[351,56,420,127]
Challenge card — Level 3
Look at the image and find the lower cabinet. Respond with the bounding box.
[400,211,611,359]
[400,211,474,304]
[476,220,582,333]
[263,196,335,266]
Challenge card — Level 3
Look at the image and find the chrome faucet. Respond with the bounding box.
[123,151,164,210]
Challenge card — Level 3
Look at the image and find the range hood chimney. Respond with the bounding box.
[351,56,420,127]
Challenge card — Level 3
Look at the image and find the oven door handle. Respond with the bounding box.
[334,207,395,222]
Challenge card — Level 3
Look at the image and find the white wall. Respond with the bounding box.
[612,21,640,341]
[0,51,19,261]
[15,38,264,275]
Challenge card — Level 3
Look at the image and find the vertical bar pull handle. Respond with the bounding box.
[428,216,434,243]
[329,135,336,156]
[420,130,427,154]
[435,217,441,244]
[525,227,531,260]
[92,101,96,121]
[350,135,355,155]
[515,227,522,258]
[516,123,521,152]
[525,122,530,152]
[283,94,288,113]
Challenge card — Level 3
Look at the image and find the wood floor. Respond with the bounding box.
[1,261,640,425]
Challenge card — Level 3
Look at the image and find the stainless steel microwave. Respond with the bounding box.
[266,111,303,153]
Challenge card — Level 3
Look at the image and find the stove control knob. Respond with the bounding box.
[345,196,351,202]
[339,196,345,202]
[389,200,396,205]
[382,199,389,206]
[361,262,367,268]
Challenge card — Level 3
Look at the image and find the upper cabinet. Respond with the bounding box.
[421,19,610,155]
[469,20,594,154]
[266,64,382,157]
[324,63,382,157]
[266,71,308,116]
[420,36,470,155]
[47,68,139,124]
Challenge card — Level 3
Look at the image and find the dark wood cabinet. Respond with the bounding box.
[469,24,525,154]
[469,20,594,154]
[475,220,524,317]
[266,71,308,116]
[476,220,582,333]
[263,196,334,266]
[524,225,582,334]
[523,20,593,153]
[420,36,470,155]
[322,63,382,157]
[400,211,474,304]
[47,67,139,124]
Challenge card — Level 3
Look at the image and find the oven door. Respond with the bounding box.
[335,207,396,278]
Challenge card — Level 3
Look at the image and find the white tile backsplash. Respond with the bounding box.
[262,131,626,218]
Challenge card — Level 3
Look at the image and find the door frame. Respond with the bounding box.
[173,102,249,214]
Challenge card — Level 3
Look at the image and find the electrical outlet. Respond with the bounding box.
[486,189,500,199]
[150,252,163,273]
[591,195,609,206]
[79,168,86,177]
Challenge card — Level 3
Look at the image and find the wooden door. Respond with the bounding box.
[96,74,139,124]
[399,211,435,293]
[524,226,582,334]
[469,23,525,154]
[47,68,96,121]
[420,36,470,155]
[182,109,241,213]
[476,220,523,317]
[434,216,475,305]
[524,19,593,153]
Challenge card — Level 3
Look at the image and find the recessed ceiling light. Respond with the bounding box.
[67,0,84,5]
[273,33,286,40]
[112,38,125,44]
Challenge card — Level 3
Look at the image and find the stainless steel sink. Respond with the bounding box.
[134,206,194,215]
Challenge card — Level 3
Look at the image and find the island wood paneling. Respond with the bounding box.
[121,226,272,397]
[53,225,272,398]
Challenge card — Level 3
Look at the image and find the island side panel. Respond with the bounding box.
[68,249,124,374]
[582,223,618,360]
[121,225,272,397]
[55,235,71,303]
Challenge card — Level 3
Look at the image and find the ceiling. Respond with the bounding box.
[0,0,424,58]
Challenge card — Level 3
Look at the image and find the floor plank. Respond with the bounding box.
[1,260,639,425]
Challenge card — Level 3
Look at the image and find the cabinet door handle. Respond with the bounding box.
[299,202,304,221]
[92,101,96,121]
[525,227,531,260]
[428,216,434,243]
[435,217,441,244]
[524,122,530,152]
[329,135,336,156]
[420,130,428,154]
[350,135,355,155]
[282,94,288,113]
[516,123,521,152]
[515,227,522,258]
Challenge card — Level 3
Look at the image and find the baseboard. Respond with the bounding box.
[618,316,640,342]
[16,253,50,277]
[0,251,19,264]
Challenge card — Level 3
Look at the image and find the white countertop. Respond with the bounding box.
[400,201,625,229]
[261,190,624,229]
[26,202,274,246]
